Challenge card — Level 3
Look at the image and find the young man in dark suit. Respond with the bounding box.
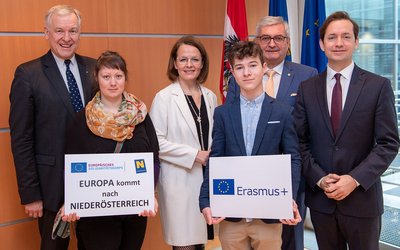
[226,17,318,250]
[199,41,301,250]
[294,11,400,250]
[9,5,96,249]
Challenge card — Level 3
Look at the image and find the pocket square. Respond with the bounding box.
[267,121,280,124]
[290,93,297,97]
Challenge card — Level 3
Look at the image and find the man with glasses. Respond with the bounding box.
[226,16,317,250]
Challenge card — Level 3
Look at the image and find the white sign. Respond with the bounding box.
[65,153,154,217]
[210,154,293,219]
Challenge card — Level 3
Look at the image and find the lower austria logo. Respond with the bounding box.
[135,159,147,174]
[213,179,235,195]
[71,162,87,173]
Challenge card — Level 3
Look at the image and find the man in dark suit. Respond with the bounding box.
[9,5,95,250]
[294,11,400,250]
[226,16,318,250]
[199,41,301,250]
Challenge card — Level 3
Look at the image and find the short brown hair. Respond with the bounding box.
[94,51,128,90]
[228,41,265,67]
[167,36,209,84]
[320,11,359,40]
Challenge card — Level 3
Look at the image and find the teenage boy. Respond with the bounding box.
[199,41,301,250]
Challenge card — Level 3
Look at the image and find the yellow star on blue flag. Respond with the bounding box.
[301,0,327,72]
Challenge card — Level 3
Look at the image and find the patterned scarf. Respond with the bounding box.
[86,91,147,142]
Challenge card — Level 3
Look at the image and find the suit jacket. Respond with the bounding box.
[294,65,400,218]
[149,82,217,245]
[226,60,318,106]
[9,50,96,212]
[199,94,301,223]
[227,61,317,197]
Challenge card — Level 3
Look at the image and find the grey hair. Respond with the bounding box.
[255,16,290,38]
[45,5,81,28]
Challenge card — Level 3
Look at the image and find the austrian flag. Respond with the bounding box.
[220,0,248,102]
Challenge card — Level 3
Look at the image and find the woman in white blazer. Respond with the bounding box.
[150,36,217,250]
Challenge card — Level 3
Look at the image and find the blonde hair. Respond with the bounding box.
[45,5,81,28]
[256,16,290,37]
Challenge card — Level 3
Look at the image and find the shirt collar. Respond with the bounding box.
[327,61,354,81]
[52,52,77,68]
[267,60,285,76]
[240,92,265,106]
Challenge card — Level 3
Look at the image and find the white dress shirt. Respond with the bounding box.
[52,52,85,104]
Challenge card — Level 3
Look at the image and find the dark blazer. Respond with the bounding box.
[9,50,96,212]
[226,60,318,106]
[294,65,400,218]
[199,94,301,223]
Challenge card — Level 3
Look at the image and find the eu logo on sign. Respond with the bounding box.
[213,179,235,195]
[71,162,87,173]
[135,159,147,174]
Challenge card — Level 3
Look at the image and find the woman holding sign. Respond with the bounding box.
[62,51,159,250]
[150,36,217,250]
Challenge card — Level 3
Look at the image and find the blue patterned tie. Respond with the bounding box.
[65,59,83,112]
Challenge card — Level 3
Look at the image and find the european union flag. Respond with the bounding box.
[71,162,87,173]
[213,179,235,195]
[301,0,327,72]
[269,0,291,61]
[269,0,288,21]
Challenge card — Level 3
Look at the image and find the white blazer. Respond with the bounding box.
[150,82,217,245]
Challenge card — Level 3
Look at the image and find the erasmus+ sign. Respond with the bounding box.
[209,155,293,219]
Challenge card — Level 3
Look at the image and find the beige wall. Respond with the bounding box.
[0,1,268,249]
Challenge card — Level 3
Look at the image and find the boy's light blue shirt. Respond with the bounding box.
[240,93,265,156]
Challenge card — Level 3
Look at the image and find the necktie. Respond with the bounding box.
[65,59,83,112]
[266,70,276,97]
[331,73,342,137]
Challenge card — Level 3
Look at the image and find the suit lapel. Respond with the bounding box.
[252,95,273,155]
[276,61,293,101]
[42,51,75,115]
[76,54,93,104]
[171,83,200,144]
[335,66,364,141]
[315,71,335,138]
[229,99,246,156]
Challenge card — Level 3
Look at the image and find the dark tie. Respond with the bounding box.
[65,59,83,112]
[331,73,342,137]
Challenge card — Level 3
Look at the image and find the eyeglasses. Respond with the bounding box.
[176,57,202,66]
[256,35,287,44]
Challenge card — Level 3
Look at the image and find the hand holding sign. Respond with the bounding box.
[201,207,225,225]
[139,196,158,217]
[279,200,301,225]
